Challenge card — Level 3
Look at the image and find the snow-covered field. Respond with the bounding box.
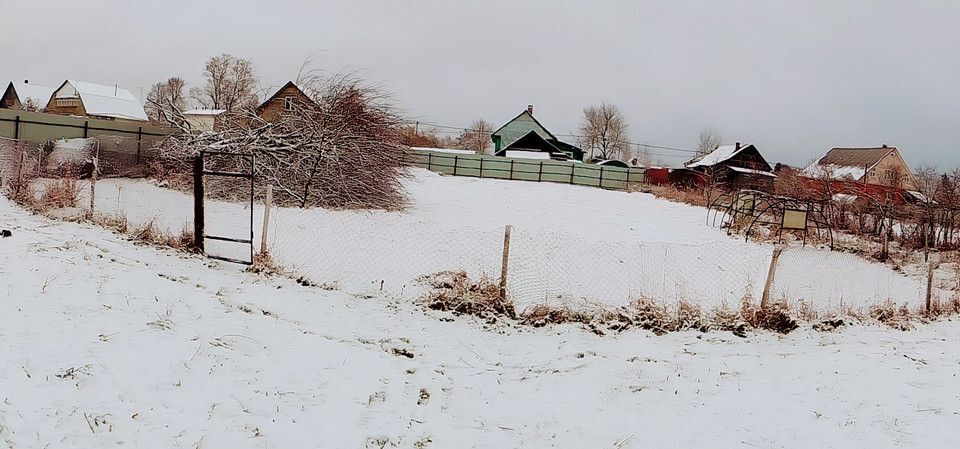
[3,195,960,448]
[52,169,937,313]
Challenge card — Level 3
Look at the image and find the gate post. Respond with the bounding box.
[193,154,204,252]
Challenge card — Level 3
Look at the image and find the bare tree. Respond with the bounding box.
[456,119,493,154]
[156,72,408,210]
[696,128,721,157]
[145,77,187,124]
[190,54,259,112]
[578,103,630,160]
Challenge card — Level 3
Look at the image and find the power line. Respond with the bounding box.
[406,120,699,156]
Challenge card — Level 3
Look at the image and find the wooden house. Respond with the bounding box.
[1,81,55,111]
[491,106,585,161]
[799,145,920,203]
[673,142,776,190]
[256,81,316,122]
[45,80,148,121]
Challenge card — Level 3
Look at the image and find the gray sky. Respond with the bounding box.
[4,0,960,168]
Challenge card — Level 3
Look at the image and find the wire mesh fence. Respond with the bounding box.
[8,160,939,316]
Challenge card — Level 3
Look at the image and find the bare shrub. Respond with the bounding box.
[644,184,709,207]
[868,300,914,330]
[153,71,409,210]
[248,251,284,276]
[39,178,80,209]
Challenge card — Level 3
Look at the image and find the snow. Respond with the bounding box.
[8,81,54,105]
[800,163,866,181]
[410,147,475,155]
[60,80,148,121]
[42,168,936,314]
[505,150,551,160]
[45,138,92,170]
[685,144,745,168]
[183,109,226,116]
[729,166,777,177]
[2,195,960,448]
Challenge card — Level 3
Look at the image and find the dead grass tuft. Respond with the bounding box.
[419,271,515,323]
[38,178,80,209]
[868,300,915,330]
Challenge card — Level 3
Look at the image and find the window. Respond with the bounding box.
[56,98,80,107]
[283,97,294,111]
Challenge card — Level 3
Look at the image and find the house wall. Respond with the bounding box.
[866,151,917,190]
[184,115,217,132]
[257,84,314,122]
[45,83,86,117]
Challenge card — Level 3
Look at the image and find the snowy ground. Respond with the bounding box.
[43,169,940,313]
[3,195,960,448]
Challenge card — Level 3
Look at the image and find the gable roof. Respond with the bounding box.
[54,80,148,121]
[256,81,314,112]
[800,147,899,180]
[686,143,755,168]
[6,81,55,106]
[495,129,564,155]
[491,110,558,145]
[183,109,226,116]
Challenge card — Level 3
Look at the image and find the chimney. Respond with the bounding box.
[735,142,741,151]
[882,144,888,148]
[23,80,28,84]
[527,104,533,115]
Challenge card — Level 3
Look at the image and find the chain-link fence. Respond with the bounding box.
[12,167,942,315]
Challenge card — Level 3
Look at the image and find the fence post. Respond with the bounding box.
[193,154,205,252]
[569,164,575,184]
[760,245,784,309]
[427,153,432,171]
[88,143,99,218]
[15,151,25,194]
[538,161,543,182]
[83,120,89,138]
[509,159,515,180]
[599,165,605,188]
[499,224,512,300]
[13,115,20,140]
[453,155,458,176]
[260,185,273,254]
[479,156,484,178]
[925,261,935,314]
[136,126,143,164]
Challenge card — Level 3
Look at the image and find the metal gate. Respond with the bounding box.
[192,150,255,265]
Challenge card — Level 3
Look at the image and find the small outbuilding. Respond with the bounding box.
[182,109,226,132]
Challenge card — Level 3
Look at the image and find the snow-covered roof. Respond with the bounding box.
[8,81,55,105]
[410,147,475,155]
[685,144,748,168]
[505,150,551,160]
[832,193,859,204]
[59,80,148,121]
[800,163,866,181]
[183,109,226,116]
[728,166,777,177]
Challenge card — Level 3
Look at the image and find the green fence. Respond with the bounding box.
[409,149,645,189]
[0,108,170,152]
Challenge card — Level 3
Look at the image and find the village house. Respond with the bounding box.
[182,109,226,132]
[672,142,776,190]
[490,106,585,161]
[256,81,316,122]
[44,80,148,121]
[0,80,56,111]
[800,145,920,203]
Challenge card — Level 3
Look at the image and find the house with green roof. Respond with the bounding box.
[491,106,585,161]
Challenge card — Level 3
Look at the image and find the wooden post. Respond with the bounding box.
[925,261,935,314]
[509,159,515,180]
[599,165,605,188]
[83,120,89,138]
[479,156,484,178]
[13,115,20,140]
[499,225,512,300]
[569,164,575,184]
[136,126,143,164]
[427,153,432,171]
[453,155,458,176]
[260,185,273,254]
[193,155,205,252]
[538,161,543,182]
[760,245,784,310]
[15,151,25,194]
[88,148,99,217]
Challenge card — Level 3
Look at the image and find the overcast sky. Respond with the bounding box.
[4,0,960,168]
